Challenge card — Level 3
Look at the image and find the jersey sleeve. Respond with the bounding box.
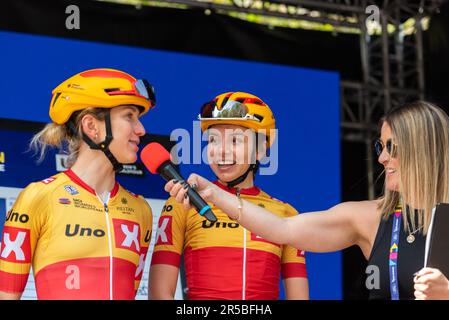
[0,182,50,294]
[281,203,308,279]
[134,197,153,287]
[150,197,187,269]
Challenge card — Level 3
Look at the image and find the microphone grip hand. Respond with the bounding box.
[164,174,218,222]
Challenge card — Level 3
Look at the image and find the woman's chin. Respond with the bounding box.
[215,172,239,183]
[118,155,137,165]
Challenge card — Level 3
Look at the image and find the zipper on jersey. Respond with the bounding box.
[99,195,113,301]
[236,188,247,300]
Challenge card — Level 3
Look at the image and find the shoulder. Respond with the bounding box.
[9,173,65,220]
[119,186,152,214]
[333,200,382,242]
[332,200,379,213]
[256,189,299,217]
[17,173,64,202]
[137,195,152,214]
[163,196,188,210]
[331,200,381,222]
[157,197,193,227]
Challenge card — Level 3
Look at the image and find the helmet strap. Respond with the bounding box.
[80,111,123,172]
[222,135,260,189]
[224,163,257,188]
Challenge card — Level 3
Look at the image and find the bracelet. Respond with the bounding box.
[231,194,243,222]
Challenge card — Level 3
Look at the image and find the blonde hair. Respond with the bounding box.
[378,101,449,234]
[30,108,109,167]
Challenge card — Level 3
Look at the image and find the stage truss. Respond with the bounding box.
[104,0,446,198]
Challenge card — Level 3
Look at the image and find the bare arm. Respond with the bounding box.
[284,278,309,300]
[0,291,21,300]
[218,194,361,253]
[166,174,378,255]
[149,264,179,300]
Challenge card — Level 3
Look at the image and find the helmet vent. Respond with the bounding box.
[221,96,230,107]
[253,114,264,122]
[104,88,120,94]
[250,99,264,105]
[52,92,62,107]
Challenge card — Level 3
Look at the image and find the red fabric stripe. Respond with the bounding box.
[107,90,136,96]
[64,169,95,195]
[184,246,281,300]
[245,248,280,300]
[0,270,29,294]
[150,251,181,268]
[282,262,308,279]
[112,258,139,300]
[64,169,119,198]
[213,181,261,196]
[35,257,137,300]
[110,183,119,198]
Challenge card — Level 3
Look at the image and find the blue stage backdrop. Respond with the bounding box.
[0,30,341,299]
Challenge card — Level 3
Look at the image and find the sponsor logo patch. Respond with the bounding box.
[0,226,31,263]
[59,198,71,205]
[113,219,141,254]
[155,216,173,245]
[41,177,56,184]
[73,199,102,212]
[251,233,281,247]
[64,185,79,196]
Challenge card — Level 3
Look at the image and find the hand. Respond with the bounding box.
[164,173,218,209]
[414,267,449,300]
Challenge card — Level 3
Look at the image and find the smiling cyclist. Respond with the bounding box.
[149,91,309,300]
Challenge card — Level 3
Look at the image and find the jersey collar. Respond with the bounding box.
[213,180,261,196]
[64,169,119,198]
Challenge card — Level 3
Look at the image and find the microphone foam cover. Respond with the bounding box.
[140,142,171,174]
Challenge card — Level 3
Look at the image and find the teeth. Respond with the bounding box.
[386,168,396,173]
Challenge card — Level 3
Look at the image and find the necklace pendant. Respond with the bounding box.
[407,234,415,243]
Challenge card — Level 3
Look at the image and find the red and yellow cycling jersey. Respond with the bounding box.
[151,181,307,300]
[0,169,152,300]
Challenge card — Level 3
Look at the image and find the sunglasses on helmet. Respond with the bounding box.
[198,99,261,122]
[107,78,156,108]
[374,139,397,157]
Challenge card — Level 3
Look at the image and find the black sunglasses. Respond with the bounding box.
[374,139,397,157]
[135,79,156,108]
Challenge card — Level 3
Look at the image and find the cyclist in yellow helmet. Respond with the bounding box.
[0,68,155,299]
[149,92,309,300]
[164,101,449,300]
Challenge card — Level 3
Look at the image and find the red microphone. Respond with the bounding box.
[140,142,217,222]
